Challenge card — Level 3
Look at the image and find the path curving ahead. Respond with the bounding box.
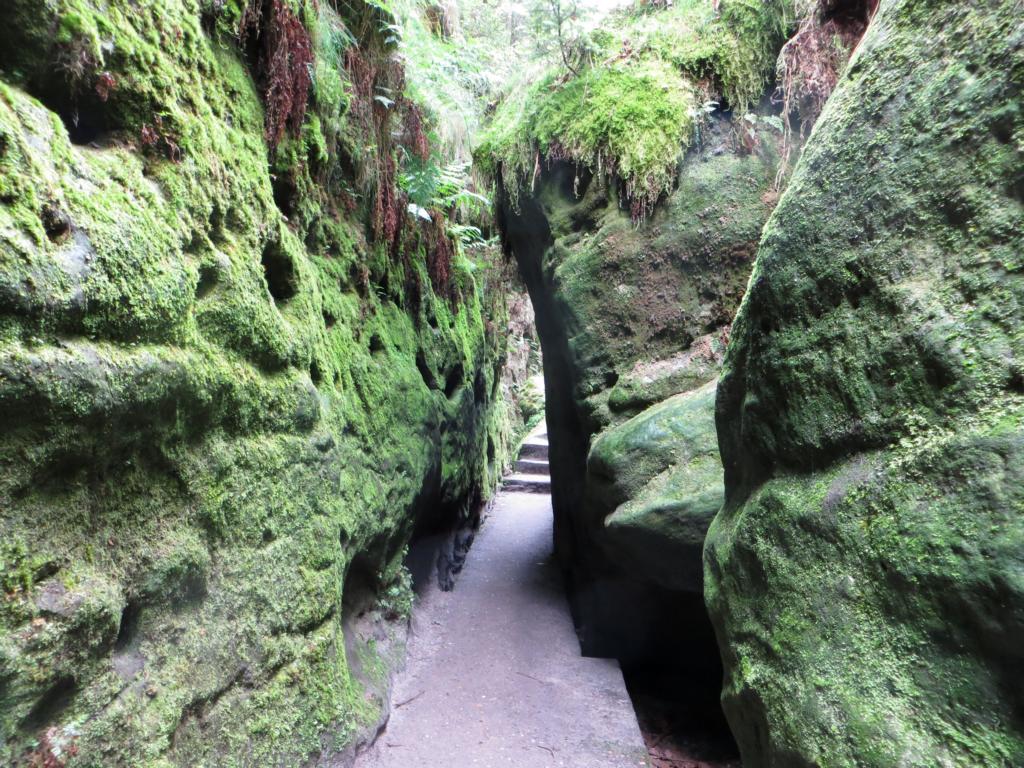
[355,431,649,768]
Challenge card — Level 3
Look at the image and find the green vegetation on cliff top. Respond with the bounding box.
[476,0,792,214]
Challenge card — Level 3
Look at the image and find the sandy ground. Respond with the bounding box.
[355,490,650,768]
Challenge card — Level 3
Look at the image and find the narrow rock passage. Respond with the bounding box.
[356,427,649,768]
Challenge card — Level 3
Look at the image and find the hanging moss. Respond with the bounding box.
[475,0,792,217]
[630,0,792,111]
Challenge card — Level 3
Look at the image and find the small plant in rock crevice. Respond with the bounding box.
[773,0,878,182]
[378,565,414,621]
[425,210,454,295]
[52,15,102,90]
[398,151,490,296]
[25,727,79,768]
[93,71,116,102]
[139,114,182,161]
[736,111,784,155]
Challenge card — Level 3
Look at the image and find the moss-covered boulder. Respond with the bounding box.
[540,149,775,436]
[706,0,1024,764]
[0,1,522,765]
[587,379,722,592]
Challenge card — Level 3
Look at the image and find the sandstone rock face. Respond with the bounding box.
[0,1,520,765]
[478,1,807,665]
[587,379,723,593]
[479,4,800,633]
[706,1,1024,765]
[496,122,782,654]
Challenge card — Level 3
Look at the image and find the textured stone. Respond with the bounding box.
[588,380,722,592]
[707,1,1024,765]
[0,1,522,764]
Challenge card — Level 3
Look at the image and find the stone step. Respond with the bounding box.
[502,473,551,493]
[519,440,549,460]
[515,458,549,475]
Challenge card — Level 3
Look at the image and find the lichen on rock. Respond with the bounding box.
[706,0,1024,764]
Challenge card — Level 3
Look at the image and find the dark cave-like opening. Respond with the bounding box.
[261,238,299,304]
[619,591,739,767]
[569,572,739,765]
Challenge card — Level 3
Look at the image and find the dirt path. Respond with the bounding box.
[355,485,649,768]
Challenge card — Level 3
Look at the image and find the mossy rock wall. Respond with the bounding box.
[496,124,782,656]
[0,1,521,765]
[706,0,1024,764]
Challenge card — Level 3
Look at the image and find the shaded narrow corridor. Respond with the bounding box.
[356,427,648,768]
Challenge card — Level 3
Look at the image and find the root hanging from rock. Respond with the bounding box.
[774,0,878,185]
[240,0,314,150]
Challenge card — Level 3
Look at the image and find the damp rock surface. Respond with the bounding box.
[0,1,526,764]
[706,0,1024,765]
[587,380,723,593]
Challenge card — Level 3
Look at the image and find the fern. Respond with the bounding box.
[399,154,443,207]
[399,157,489,216]
[448,223,485,247]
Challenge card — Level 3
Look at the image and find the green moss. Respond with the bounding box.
[479,61,694,214]
[707,398,1024,767]
[606,331,725,417]
[708,0,1024,764]
[0,0,522,764]
[586,380,723,591]
[537,144,777,430]
[717,0,1024,483]
[476,0,791,214]
[541,61,694,210]
[617,0,791,112]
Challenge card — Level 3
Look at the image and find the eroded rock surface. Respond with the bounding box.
[499,145,780,654]
[0,1,523,765]
[588,380,722,593]
[706,1,1024,764]
[483,0,791,654]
